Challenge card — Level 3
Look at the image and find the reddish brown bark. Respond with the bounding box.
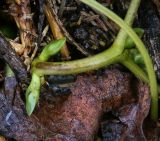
[0,69,150,141]
[35,69,135,141]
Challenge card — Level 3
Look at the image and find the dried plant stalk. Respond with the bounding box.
[8,0,36,68]
[9,40,24,55]
[46,0,90,56]
[44,4,70,59]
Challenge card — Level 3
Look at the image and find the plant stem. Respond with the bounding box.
[111,0,141,52]
[34,48,122,75]
[125,28,144,49]
[33,0,139,75]
[80,0,158,121]
[33,0,158,120]
[121,57,158,119]
[121,55,149,84]
[122,57,160,93]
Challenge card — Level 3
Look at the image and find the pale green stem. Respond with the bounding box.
[121,58,158,119]
[26,38,66,115]
[121,57,149,84]
[80,0,158,121]
[33,0,158,120]
[34,0,139,75]
[112,0,141,52]
[26,73,41,116]
[122,58,160,93]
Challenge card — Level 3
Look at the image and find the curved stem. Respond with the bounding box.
[112,0,141,52]
[34,0,158,120]
[79,0,158,121]
[121,58,158,120]
[34,0,139,75]
[121,57,149,83]
[34,47,122,75]
[121,51,160,93]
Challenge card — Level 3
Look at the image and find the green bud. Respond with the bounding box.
[39,37,66,62]
[25,73,41,116]
[134,54,144,65]
[27,38,66,115]
[129,49,145,71]
[125,28,144,49]
[26,92,38,116]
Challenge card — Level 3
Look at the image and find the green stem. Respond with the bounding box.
[34,0,139,75]
[26,73,41,116]
[121,56,149,83]
[80,0,158,121]
[125,28,144,49]
[121,51,160,94]
[34,48,121,75]
[121,57,158,120]
[34,0,158,120]
[112,0,141,52]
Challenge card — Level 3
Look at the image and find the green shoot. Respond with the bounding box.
[34,0,140,76]
[26,73,41,116]
[125,28,144,49]
[26,38,66,115]
[80,0,158,120]
[28,0,158,120]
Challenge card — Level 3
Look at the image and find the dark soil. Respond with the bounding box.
[0,0,160,140]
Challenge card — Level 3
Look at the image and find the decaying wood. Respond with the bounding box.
[0,68,149,141]
[37,0,45,47]
[8,0,36,68]
[0,33,28,85]
[36,69,134,141]
[0,76,55,141]
[101,81,150,141]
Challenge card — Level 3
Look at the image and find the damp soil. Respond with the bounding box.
[0,0,160,141]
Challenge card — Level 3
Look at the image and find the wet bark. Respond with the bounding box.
[0,69,149,141]
[101,81,150,141]
[0,33,29,85]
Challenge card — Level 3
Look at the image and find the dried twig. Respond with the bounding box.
[9,40,24,55]
[44,3,70,59]
[8,0,37,69]
[46,0,90,56]
[0,33,29,85]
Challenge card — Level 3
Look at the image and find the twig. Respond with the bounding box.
[9,0,37,68]
[37,0,45,47]
[46,0,90,56]
[9,40,24,55]
[44,4,70,60]
[0,33,29,85]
